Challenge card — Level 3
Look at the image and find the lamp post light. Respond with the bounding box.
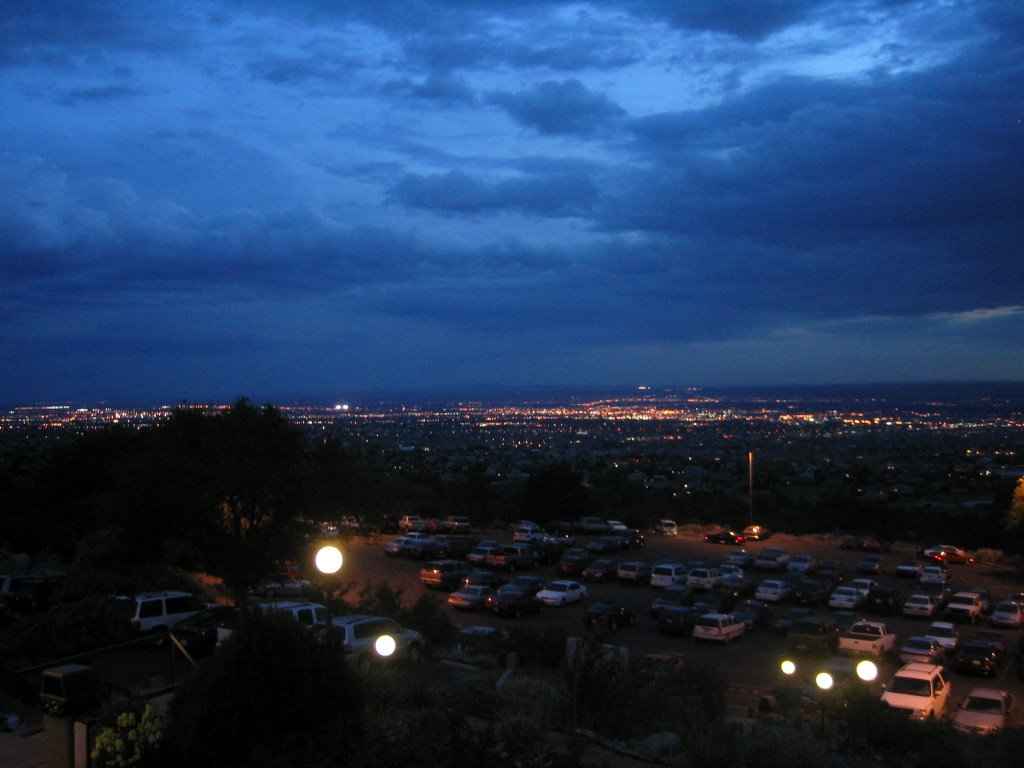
[855,659,878,683]
[815,672,833,738]
[375,634,396,658]
[315,545,343,575]
[780,660,797,713]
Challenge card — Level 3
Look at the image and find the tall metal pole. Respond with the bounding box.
[748,451,754,525]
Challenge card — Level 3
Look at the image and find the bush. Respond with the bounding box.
[162,609,362,768]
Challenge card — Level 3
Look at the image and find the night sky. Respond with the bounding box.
[2,1,1022,404]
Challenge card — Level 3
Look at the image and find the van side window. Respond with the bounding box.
[165,596,199,614]
[933,676,944,692]
[139,600,162,618]
[295,608,313,625]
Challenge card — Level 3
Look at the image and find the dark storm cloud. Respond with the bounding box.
[389,168,598,217]
[489,79,626,135]
[55,84,146,106]
[248,51,363,85]
[381,74,476,105]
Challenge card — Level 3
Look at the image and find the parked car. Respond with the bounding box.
[650,585,694,619]
[863,586,902,615]
[466,543,502,565]
[880,662,950,720]
[704,530,745,545]
[584,602,635,630]
[946,591,984,624]
[829,586,865,610]
[773,606,814,637]
[955,641,1004,677]
[448,585,496,611]
[861,537,890,553]
[653,519,678,536]
[793,579,831,606]
[787,554,816,574]
[575,517,608,534]
[259,601,329,630]
[693,612,745,643]
[648,562,685,588]
[754,579,792,603]
[919,565,950,584]
[856,555,884,575]
[617,561,652,586]
[419,560,473,591]
[953,688,1014,735]
[922,545,972,564]
[895,562,923,579]
[557,548,594,576]
[754,547,789,571]
[731,599,775,631]
[535,580,587,607]
[126,591,206,635]
[991,601,1024,628]
[171,606,239,655]
[899,635,945,665]
[924,621,960,656]
[462,570,506,589]
[742,525,771,540]
[902,593,939,619]
[657,605,697,636]
[587,536,622,555]
[687,567,722,591]
[787,616,839,653]
[581,559,618,582]
[916,580,952,608]
[485,584,542,618]
[726,549,756,568]
[329,615,423,666]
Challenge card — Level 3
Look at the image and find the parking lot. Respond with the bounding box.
[346,528,1024,720]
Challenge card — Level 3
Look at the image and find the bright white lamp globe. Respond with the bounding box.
[315,545,343,574]
[375,635,396,657]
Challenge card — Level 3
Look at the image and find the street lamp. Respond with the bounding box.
[815,672,833,738]
[375,634,396,658]
[315,545,343,574]
[856,659,878,682]
[780,660,797,713]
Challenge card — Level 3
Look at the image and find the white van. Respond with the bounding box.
[650,563,688,588]
[259,600,329,630]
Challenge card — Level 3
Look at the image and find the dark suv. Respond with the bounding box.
[419,560,472,591]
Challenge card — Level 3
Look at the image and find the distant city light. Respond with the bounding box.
[334,403,350,411]
[315,545,343,574]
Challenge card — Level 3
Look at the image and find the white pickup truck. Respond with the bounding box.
[838,621,897,657]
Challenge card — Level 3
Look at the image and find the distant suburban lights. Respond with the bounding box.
[334,403,350,411]
[856,660,878,682]
[375,635,396,657]
[815,672,834,690]
[315,545,343,574]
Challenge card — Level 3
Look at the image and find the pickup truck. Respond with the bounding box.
[838,621,896,657]
[485,544,538,572]
[945,591,983,623]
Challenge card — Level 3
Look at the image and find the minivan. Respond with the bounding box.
[650,563,688,588]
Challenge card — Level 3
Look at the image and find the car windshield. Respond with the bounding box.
[888,676,931,696]
[995,603,1017,613]
[907,596,928,604]
[835,588,856,596]
[929,626,955,638]
[904,639,932,651]
[549,583,568,593]
[963,696,1003,713]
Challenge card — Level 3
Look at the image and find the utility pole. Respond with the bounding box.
[748,451,754,525]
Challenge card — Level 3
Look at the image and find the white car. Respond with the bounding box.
[754,579,792,602]
[329,615,423,667]
[849,578,878,597]
[719,564,745,582]
[606,520,629,532]
[919,565,949,584]
[902,593,939,619]
[534,580,587,607]
[880,662,950,720]
[924,621,960,656]
[990,601,1024,628]
[692,612,745,643]
[829,586,864,609]
[953,688,1014,735]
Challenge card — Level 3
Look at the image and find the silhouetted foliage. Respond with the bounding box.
[162,609,362,768]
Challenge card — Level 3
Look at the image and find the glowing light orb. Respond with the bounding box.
[315,545,343,574]
[375,635,396,657]
[781,660,796,676]
[815,672,834,691]
[856,659,878,682]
